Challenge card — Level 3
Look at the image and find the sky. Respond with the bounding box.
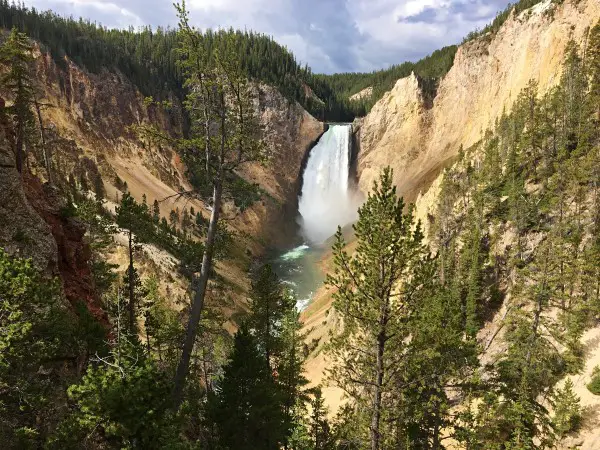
[22,0,513,74]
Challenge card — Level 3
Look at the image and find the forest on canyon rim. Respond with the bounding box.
[1,0,600,449]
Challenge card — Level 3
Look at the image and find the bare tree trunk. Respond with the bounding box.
[128,229,135,331]
[432,401,441,449]
[15,118,23,174]
[34,97,52,184]
[172,177,223,409]
[371,330,385,450]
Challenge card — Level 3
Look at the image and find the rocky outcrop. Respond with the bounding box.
[0,126,57,272]
[238,84,324,248]
[356,0,600,201]
[349,86,373,102]
[35,49,182,143]
[0,123,107,325]
[23,174,108,325]
[32,48,186,193]
[354,73,425,195]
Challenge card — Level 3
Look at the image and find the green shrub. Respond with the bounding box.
[553,379,582,436]
[587,366,600,395]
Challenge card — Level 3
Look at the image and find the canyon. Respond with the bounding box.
[1,0,600,446]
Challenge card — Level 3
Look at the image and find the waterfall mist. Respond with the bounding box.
[298,124,361,245]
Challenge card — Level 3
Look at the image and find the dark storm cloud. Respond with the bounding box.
[22,0,513,73]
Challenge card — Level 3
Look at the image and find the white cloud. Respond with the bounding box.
[395,0,449,20]
[28,0,145,27]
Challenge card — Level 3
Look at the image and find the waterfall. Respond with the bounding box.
[298,124,358,244]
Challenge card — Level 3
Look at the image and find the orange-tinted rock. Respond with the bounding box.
[23,173,109,327]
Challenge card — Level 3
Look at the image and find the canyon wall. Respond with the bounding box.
[0,44,322,322]
[355,0,600,201]
[0,121,107,325]
[29,50,322,252]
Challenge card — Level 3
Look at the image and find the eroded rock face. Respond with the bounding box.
[356,0,600,201]
[354,73,425,196]
[0,126,57,273]
[35,50,182,143]
[0,123,107,325]
[238,84,324,248]
[349,86,373,102]
[33,50,322,252]
[23,174,108,325]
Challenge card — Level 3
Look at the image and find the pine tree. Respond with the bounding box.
[330,404,363,450]
[248,264,294,369]
[278,305,309,446]
[0,28,36,174]
[481,236,565,448]
[169,209,179,228]
[243,265,308,446]
[121,266,147,337]
[326,167,434,450]
[142,277,184,364]
[92,172,105,200]
[171,2,267,408]
[181,208,192,231]
[115,193,147,331]
[0,250,79,447]
[55,339,181,448]
[309,387,333,450]
[152,199,160,223]
[462,193,485,339]
[397,282,478,447]
[581,26,600,319]
[210,325,282,450]
[589,24,600,120]
[552,379,581,438]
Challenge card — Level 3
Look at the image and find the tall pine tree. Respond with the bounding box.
[326,167,434,450]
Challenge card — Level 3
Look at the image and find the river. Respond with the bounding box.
[272,123,360,310]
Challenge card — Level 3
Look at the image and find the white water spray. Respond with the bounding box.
[298,124,359,244]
